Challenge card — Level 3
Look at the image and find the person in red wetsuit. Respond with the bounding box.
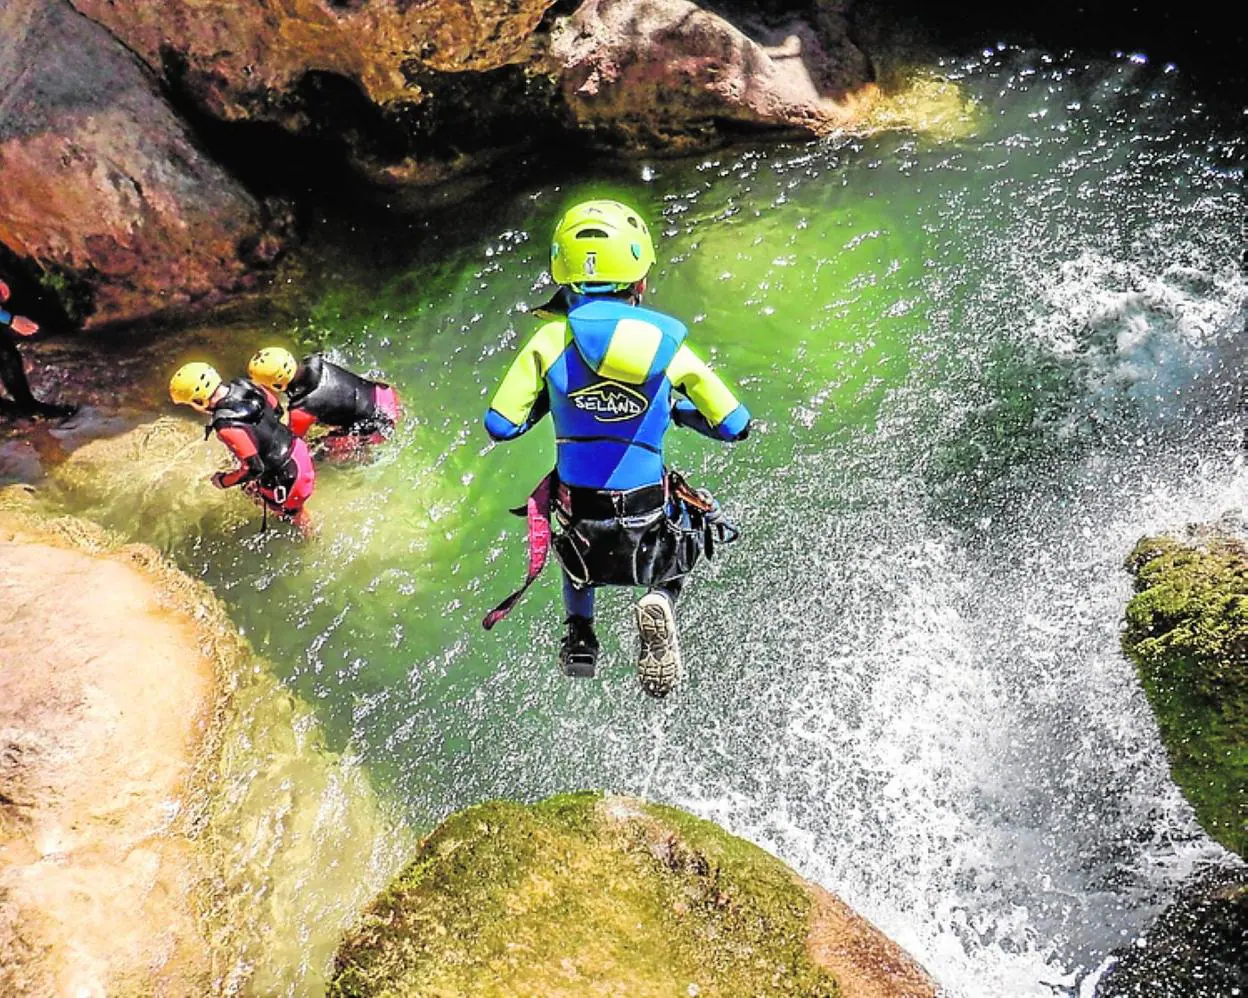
[247,347,400,449]
[168,362,315,528]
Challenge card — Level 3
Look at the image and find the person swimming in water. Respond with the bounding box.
[247,347,400,452]
[482,199,750,697]
[169,362,315,530]
[1,277,76,419]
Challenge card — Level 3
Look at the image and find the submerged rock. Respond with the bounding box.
[0,0,287,328]
[0,490,410,995]
[330,792,935,997]
[1122,529,1248,859]
[47,416,249,548]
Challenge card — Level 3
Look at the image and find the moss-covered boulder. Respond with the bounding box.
[330,792,935,998]
[1122,531,1248,858]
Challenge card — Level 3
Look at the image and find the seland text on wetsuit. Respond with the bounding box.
[484,296,750,616]
[211,378,314,514]
[285,354,398,439]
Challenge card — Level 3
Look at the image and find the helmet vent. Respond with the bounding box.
[575,228,609,239]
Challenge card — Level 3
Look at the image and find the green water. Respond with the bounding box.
[53,49,1247,996]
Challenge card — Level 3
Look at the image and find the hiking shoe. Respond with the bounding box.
[559,615,599,678]
[635,591,681,698]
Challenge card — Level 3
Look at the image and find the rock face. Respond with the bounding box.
[0,0,286,328]
[548,0,872,150]
[1095,870,1248,998]
[67,0,561,191]
[0,0,883,323]
[0,489,410,995]
[66,0,872,183]
[68,0,555,118]
[330,792,935,997]
[0,499,221,995]
[1122,530,1248,858]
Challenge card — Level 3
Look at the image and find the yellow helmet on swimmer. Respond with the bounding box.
[248,347,298,391]
[550,199,656,288]
[169,362,222,407]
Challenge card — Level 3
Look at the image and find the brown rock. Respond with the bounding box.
[66,0,560,188]
[548,0,873,150]
[68,0,554,119]
[0,0,285,328]
[806,881,937,998]
[67,0,873,187]
[0,519,218,995]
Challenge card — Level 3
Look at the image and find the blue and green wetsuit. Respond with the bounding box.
[485,294,750,617]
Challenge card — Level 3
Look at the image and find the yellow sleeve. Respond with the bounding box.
[488,320,570,426]
[666,343,742,426]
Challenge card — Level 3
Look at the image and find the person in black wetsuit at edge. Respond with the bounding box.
[169,362,316,532]
[247,347,400,453]
[0,278,76,419]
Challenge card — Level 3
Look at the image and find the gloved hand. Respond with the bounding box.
[8,315,39,336]
[210,471,230,489]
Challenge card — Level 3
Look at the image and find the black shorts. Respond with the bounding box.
[553,503,705,589]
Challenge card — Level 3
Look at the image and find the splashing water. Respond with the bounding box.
[52,48,1247,995]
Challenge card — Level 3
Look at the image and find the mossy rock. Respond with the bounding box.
[1123,531,1248,858]
[330,792,934,998]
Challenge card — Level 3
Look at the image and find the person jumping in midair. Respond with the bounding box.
[482,200,750,697]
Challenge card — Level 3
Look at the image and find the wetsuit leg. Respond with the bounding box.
[559,572,599,677]
[562,570,596,619]
[0,330,37,408]
[656,577,684,605]
[1,329,75,418]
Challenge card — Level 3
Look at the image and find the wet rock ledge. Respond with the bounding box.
[330,791,936,998]
[0,487,408,996]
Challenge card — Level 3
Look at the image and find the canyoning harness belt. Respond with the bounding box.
[482,469,739,630]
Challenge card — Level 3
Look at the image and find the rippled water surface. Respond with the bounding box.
[66,49,1248,995]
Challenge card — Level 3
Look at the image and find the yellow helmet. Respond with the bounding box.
[248,347,298,391]
[169,362,222,408]
[550,199,655,288]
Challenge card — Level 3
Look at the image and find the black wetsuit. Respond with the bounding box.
[286,354,389,435]
[1,310,71,417]
[210,379,298,492]
[0,326,32,408]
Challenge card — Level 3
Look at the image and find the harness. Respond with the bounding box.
[482,469,738,630]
